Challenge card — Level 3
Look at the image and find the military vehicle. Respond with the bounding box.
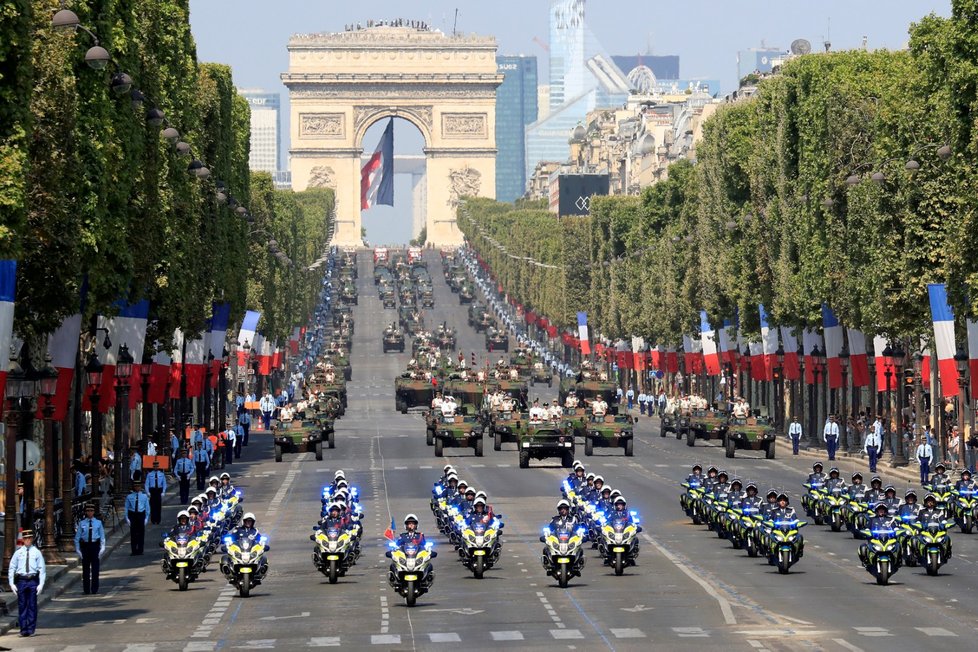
[485,326,508,352]
[383,327,406,353]
[518,420,575,469]
[583,414,636,456]
[724,416,777,459]
[394,372,434,414]
[273,419,327,462]
[686,409,730,447]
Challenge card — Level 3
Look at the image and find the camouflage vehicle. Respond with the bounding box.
[400,291,417,309]
[381,287,397,309]
[436,326,456,351]
[430,414,485,457]
[686,409,730,447]
[273,419,327,462]
[441,378,486,417]
[418,285,435,308]
[458,282,475,304]
[447,268,468,292]
[410,262,429,279]
[311,372,348,410]
[468,305,493,333]
[373,264,391,285]
[517,420,575,469]
[332,305,353,327]
[485,326,508,352]
[398,281,416,302]
[529,361,552,387]
[338,266,356,284]
[412,336,435,357]
[340,282,358,306]
[574,378,619,415]
[487,407,527,450]
[383,327,406,353]
[583,414,636,457]
[723,416,777,459]
[487,373,529,407]
[559,406,590,441]
[394,372,435,414]
[659,412,689,440]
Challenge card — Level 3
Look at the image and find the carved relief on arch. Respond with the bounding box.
[447,167,482,210]
[307,165,336,189]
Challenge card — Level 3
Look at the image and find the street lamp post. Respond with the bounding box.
[890,343,908,466]
[3,348,30,573]
[37,355,64,564]
[204,350,214,431]
[740,346,752,407]
[955,346,970,470]
[839,344,851,452]
[882,344,894,459]
[775,345,785,433]
[219,347,229,432]
[140,358,152,440]
[809,346,824,448]
[113,343,134,498]
[84,352,103,517]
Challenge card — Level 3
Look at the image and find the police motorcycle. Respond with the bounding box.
[731,500,764,557]
[858,505,901,586]
[951,484,978,534]
[458,502,504,579]
[924,476,954,518]
[160,512,206,591]
[386,520,437,607]
[909,516,954,576]
[843,492,872,539]
[220,513,270,598]
[540,523,587,588]
[311,506,359,584]
[801,475,827,525]
[817,484,849,533]
[680,477,707,525]
[595,498,641,576]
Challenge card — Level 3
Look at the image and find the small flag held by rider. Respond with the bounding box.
[384,517,396,541]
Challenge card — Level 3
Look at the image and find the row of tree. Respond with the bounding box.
[460,3,978,347]
[0,0,331,351]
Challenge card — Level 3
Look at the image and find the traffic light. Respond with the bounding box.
[904,368,915,386]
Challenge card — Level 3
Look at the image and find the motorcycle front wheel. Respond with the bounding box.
[405,579,417,607]
[876,561,890,586]
[239,577,251,598]
[558,564,569,588]
[614,551,624,576]
[329,559,339,584]
[777,549,791,575]
[178,567,188,591]
[926,551,940,576]
[474,555,485,579]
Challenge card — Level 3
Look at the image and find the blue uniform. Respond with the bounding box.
[193,447,210,490]
[74,517,105,594]
[145,470,167,524]
[125,491,150,555]
[8,543,45,636]
[175,457,195,503]
[74,470,87,497]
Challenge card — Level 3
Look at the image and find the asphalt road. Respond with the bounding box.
[7,250,978,652]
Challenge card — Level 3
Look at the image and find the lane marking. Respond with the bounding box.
[833,640,864,652]
[642,533,735,624]
[491,631,525,641]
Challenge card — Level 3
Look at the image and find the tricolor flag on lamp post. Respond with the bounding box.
[927,283,960,398]
[0,261,17,399]
[361,118,395,210]
[700,311,720,376]
[779,326,800,380]
[576,312,591,355]
[44,314,82,421]
[759,305,779,381]
[90,299,150,413]
[846,328,870,387]
[208,303,231,389]
[821,304,844,389]
[967,317,978,384]
[237,310,261,364]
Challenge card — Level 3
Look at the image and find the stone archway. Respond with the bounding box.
[283,25,503,246]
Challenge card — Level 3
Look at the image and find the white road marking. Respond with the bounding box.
[916,627,957,637]
[611,628,646,639]
[237,641,276,650]
[307,637,341,647]
[551,629,585,640]
[429,633,462,643]
[643,533,735,625]
[672,627,709,637]
[853,627,891,637]
[832,639,864,652]
[371,634,401,645]
[491,631,525,641]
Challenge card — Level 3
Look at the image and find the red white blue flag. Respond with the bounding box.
[927,283,959,398]
[700,311,720,376]
[361,119,395,210]
[0,261,17,400]
[577,312,591,355]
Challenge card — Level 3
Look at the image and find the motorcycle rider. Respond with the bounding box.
[218,473,237,500]
[186,505,204,535]
[848,473,870,501]
[168,510,194,539]
[955,469,977,491]
[727,479,746,505]
[473,491,496,520]
[929,463,952,489]
[858,502,896,566]
[467,498,493,526]
[759,490,780,518]
[319,502,350,531]
[685,464,704,485]
[882,486,901,514]
[702,466,720,492]
[565,461,586,491]
[455,487,477,516]
[742,484,763,509]
[898,491,921,520]
[824,467,847,493]
[806,462,827,486]
[438,465,455,486]
[865,476,886,505]
[917,494,944,524]
[584,476,604,503]
[711,471,732,498]
[549,499,579,531]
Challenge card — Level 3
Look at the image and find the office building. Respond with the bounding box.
[495,55,539,202]
[737,47,785,83]
[239,89,281,175]
[611,55,680,82]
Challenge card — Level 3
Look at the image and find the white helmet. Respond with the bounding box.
[209,476,220,484]
[557,499,570,510]
[242,512,256,523]
[443,464,454,473]
[334,470,346,479]
[177,510,190,520]
[404,513,419,525]
[327,502,342,512]
[473,497,487,507]
[475,490,487,499]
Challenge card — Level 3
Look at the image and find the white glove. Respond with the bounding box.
[36,587,41,597]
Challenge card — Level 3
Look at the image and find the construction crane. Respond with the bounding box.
[532,36,550,52]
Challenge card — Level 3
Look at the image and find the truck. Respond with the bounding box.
[723,416,778,459]
[518,420,575,469]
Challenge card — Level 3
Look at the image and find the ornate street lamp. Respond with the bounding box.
[775,344,785,433]
[810,345,825,449]
[839,343,852,451]
[890,343,908,466]
[955,346,970,469]
[3,348,28,573]
[140,357,153,439]
[114,343,135,497]
[36,355,64,563]
[84,351,105,504]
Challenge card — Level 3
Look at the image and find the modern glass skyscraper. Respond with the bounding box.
[495,55,538,202]
[239,89,281,175]
[549,0,587,110]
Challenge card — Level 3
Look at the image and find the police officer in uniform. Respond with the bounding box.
[193,442,210,490]
[125,481,151,555]
[788,416,803,455]
[174,448,194,504]
[8,529,45,637]
[145,460,167,525]
[74,504,105,594]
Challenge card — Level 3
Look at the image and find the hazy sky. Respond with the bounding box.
[189,0,950,243]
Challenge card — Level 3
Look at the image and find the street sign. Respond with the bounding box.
[16,440,41,472]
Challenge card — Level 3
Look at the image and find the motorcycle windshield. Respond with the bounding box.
[557,531,571,542]
[175,535,190,545]
[404,544,419,557]
[473,523,487,535]
[327,528,341,539]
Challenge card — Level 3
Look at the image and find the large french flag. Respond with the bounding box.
[361,118,395,210]
[0,261,17,400]
[928,283,960,398]
[821,304,844,389]
[758,305,779,381]
[237,310,261,364]
[289,326,302,356]
[184,334,207,398]
[147,348,171,404]
[802,328,824,385]
[779,326,800,380]
[700,311,720,376]
[682,335,704,374]
[208,303,231,388]
[847,328,870,388]
[44,314,82,421]
[873,335,896,392]
[749,341,765,381]
[718,318,735,365]
[577,312,591,355]
[88,299,150,413]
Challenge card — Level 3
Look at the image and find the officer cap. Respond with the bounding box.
[21,530,34,539]
[85,503,96,511]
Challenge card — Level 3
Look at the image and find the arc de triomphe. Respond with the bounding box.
[282,25,503,246]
